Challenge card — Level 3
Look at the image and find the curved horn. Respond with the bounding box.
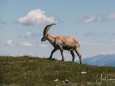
[43,23,56,35]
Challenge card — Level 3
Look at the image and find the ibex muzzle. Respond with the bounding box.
[41,23,82,64]
[41,35,47,41]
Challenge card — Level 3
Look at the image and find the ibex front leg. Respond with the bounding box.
[49,48,57,60]
[59,45,64,61]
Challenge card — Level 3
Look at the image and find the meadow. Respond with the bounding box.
[0,56,115,86]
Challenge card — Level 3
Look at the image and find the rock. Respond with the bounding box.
[81,71,87,74]
[65,79,69,84]
[54,79,59,82]
[62,79,69,84]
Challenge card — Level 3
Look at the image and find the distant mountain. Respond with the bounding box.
[105,61,115,67]
[83,54,115,67]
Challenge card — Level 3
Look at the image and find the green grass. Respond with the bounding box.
[0,56,115,86]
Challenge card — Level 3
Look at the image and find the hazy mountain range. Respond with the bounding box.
[83,54,115,67]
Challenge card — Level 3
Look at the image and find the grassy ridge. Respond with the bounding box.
[0,56,115,86]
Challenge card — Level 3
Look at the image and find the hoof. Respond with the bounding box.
[61,59,64,62]
[80,62,82,64]
[48,57,52,60]
[72,60,74,62]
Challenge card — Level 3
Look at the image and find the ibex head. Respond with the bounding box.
[41,23,56,41]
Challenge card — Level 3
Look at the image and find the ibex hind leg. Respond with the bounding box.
[75,48,82,64]
[70,50,75,62]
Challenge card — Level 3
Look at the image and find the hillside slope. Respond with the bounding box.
[0,56,115,86]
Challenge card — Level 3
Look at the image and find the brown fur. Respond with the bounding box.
[41,24,82,64]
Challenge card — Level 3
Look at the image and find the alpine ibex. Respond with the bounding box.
[41,23,82,64]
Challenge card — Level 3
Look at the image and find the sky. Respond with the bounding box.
[0,0,115,61]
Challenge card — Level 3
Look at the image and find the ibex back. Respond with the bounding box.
[41,23,82,64]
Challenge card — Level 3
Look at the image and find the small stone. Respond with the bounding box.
[64,79,69,84]
[81,71,87,74]
[54,79,59,82]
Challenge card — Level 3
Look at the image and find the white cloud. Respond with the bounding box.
[26,31,32,36]
[83,32,109,37]
[18,9,57,25]
[112,40,115,42]
[108,13,115,19]
[6,40,15,46]
[39,44,49,47]
[5,40,36,47]
[19,41,35,47]
[81,41,115,46]
[83,16,101,23]
[39,42,50,48]
[0,19,7,25]
[81,13,115,23]
[25,31,32,38]
[24,31,41,38]
[80,41,105,46]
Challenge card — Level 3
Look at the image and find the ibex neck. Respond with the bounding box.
[47,34,55,45]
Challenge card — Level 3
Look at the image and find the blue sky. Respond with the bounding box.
[0,0,115,60]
